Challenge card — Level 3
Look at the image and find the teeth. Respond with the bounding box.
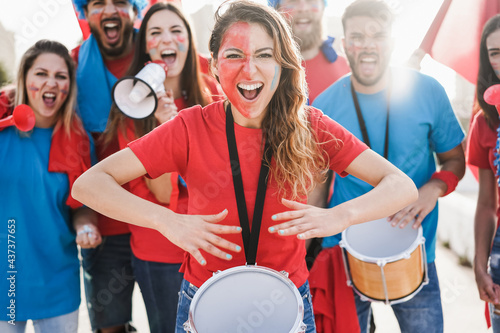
[361,57,376,63]
[238,83,263,91]
[297,19,310,24]
[104,23,118,28]
[161,50,176,56]
[43,93,56,98]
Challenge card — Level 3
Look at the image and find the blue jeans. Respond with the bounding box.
[131,254,183,333]
[175,278,316,333]
[0,309,78,333]
[355,262,443,333]
[488,227,500,332]
[81,234,135,331]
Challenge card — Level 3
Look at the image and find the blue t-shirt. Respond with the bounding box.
[313,68,465,263]
[0,127,80,321]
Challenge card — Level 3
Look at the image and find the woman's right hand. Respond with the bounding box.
[475,267,500,304]
[159,209,242,266]
[154,89,178,124]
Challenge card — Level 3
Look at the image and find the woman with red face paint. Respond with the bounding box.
[103,3,221,333]
[0,40,99,332]
[468,14,500,332]
[73,2,417,332]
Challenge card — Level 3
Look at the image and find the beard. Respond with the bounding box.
[292,16,323,52]
[346,52,390,87]
[90,21,134,58]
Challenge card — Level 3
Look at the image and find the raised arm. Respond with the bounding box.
[72,148,241,265]
[270,149,418,239]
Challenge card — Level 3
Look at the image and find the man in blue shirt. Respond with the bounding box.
[313,1,465,332]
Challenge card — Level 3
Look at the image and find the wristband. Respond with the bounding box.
[431,170,459,197]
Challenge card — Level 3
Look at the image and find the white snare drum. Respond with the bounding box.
[183,265,306,333]
[339,218,429,304]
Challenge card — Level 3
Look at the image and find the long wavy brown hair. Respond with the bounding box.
[210,1,330,199]
[105,2,213,144]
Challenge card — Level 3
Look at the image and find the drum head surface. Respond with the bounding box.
[191,266,301,332]
[343,218,420,260]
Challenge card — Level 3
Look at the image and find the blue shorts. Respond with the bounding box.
[81,234,135,330]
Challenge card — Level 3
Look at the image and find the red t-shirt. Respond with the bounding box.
[72,43,135,236]
[128,100,368,288]
[304,53,350,104]
[467,111,500,220]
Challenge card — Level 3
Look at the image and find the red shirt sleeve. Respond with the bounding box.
[467,111,496,170]
[309,107,369,176]
[128,106,196,178]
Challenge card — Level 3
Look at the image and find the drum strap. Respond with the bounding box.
[350,80,391,160]
[225,104,272,265]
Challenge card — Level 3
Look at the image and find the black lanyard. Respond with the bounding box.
[225,104,272,265]
[350,81,391,159]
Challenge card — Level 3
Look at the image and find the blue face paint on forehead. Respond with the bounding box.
[267,0,327,9]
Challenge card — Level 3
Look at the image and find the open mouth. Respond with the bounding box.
[102,20,121,44]
[237,83,263,101]
[42,92,56,108]
[161,50,177,66]
[294,18,311,29]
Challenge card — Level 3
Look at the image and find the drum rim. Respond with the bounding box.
[340,223,424,263]
[186,265,305,332]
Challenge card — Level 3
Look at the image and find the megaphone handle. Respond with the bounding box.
[0,115,15,128]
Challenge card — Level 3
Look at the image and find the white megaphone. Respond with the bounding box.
[112,61,168,119]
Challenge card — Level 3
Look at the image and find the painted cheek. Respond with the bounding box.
[271,65,280,90]
[28,84,40,100]
[117,8,133,20]
[218,59,245,110]
[60,84,69,96]
[176,36,187,53]
[147,38,159,55]
[88,9,103,25]
[310,4,320,12]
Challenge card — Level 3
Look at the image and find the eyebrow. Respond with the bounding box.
[33,67,68,74]
[223,47,273,53]
[148,24,183,32]
[488,47,500,51]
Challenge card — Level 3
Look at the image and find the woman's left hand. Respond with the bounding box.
[268,198,348,239]
[154,89,178,124]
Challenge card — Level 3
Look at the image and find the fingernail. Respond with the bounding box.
[201,260,206,265]
[272,215,277,220]
[298,234,304,239]
[269,227,275,232]
[236,227,242,232]
[226,254,232,260]
[236,245,241,251]
[279,230,285,235]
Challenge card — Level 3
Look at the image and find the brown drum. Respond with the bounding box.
[339,218,428,304]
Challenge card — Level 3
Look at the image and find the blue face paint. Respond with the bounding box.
[271,65,279,90]
[178,42,187,53]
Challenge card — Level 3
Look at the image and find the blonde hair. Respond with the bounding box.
[15,39,77,135]
[210,1,330,199]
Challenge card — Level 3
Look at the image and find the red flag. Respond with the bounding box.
[420,0,500,84]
